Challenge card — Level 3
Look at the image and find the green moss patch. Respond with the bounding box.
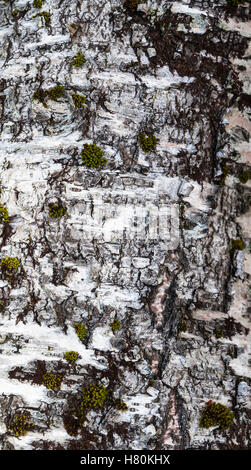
[200,401,234,430]
[8,414,33,437]
[239,170,251,184]
[72,52,86,68]
[48,203,67,219]
[33,84,65,107]
[138,132,157,153]
[114,399,128,411]
[74,323,87,341]
[33,0,43,7]
[81,143,107,169]
[214,327,224,339]
[64,351,80,364]
[81,384,109,409]
[110,316,121,334]
[230,238,246,251]
[33,11,51,26]
[218,162,230,186]
[0,204,9,223]
[124,0,141,12]
[72,93,87,108]
[178,320,187,333]
[47,84,65,100]
[1,257,20,273]
[227,0,245,6]
[42,372,63,390]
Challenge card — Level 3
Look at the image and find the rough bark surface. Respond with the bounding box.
[0,0,250,450]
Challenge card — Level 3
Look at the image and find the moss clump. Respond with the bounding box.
[138,132,157,153]
[1,257,20,273]
[47,84,65,101]
[239,170,251,184]
[74,323,87,341]
[32,88,48,107]
[73,401,87,425]
[42,373,63,390]
[63,413,79,436]
[33,11,51,26]
[227,0,245,6]
[146,378,155,390]
[114,399,128,411]
[64,351,79,364]
[33,85,64,107]
[230,238,246,251]
[73,384,109,424]
[81,143,107,169]
[124,0,141,11]
[178,320,187,333]
[8,414,33,437]
[72,52,86,68]
[0,204,9,223]
[110,316,121,334]
[33,0,43,7]
[214,327,224,339]
[11,9,18,15]
[48,203,67,219]
[81,384,109,410]
[72,93,87,108]
[200,401,234,430]
[219,162,230,186]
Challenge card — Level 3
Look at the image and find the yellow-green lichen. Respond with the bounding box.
[64,350,80,364]
[1,257,20,273]
[74,323,87,341]
[42,372,63,390]
[81,143,107,169]
[200,401,234,430]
